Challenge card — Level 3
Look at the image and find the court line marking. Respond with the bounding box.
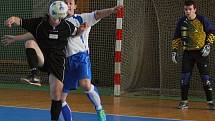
[0,105,192,121]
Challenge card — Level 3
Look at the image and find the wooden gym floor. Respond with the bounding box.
[0,89,214,121]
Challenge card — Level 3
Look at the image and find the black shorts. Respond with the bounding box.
[38,49,66,81]
[182,50,209,75]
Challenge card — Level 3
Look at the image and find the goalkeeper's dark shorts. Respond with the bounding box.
[182,50,209,75]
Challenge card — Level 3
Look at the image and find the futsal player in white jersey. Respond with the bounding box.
[59,0,123,121]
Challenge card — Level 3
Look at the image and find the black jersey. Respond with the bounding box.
[20,15,77,81]
[21,15,76,51]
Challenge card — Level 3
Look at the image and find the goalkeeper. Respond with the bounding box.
[171,0,215,110]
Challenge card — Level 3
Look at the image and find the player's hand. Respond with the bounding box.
[201,44,210,57]
[113,5,124,13]
[79,22,89,31]
[75,22,89,36]
[1,35,17,46]
[4,17,16,28]
[171,52,178,64]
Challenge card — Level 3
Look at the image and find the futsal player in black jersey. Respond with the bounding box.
[3,5,88,121]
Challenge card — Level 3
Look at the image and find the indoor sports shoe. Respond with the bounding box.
[21,74,41,86]
[208,102,215,110]
[96,109,106,121]
[177,101,188,109]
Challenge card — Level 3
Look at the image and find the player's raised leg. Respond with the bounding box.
[21,40,44,86]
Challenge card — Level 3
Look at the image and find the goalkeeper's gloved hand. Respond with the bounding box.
[171,51,178,64]
[201,43,211,57]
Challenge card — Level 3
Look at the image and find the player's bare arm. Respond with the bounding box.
[4,16,22,27]
[94,5,124,20]
[1,32,34,46]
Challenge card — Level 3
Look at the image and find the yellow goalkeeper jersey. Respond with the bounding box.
[172,15,215,51]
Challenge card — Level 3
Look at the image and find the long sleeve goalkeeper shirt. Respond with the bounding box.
[172,15,215,51]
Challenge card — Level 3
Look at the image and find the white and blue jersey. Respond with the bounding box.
[65,12,99,56]
[63,12,99,93]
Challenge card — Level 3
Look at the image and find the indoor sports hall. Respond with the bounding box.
[0,0,215,121]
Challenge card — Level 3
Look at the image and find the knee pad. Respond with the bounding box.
[181,73,191,85]
[201,75,210,82]
[201,75,212,90]
[203,81,213,91]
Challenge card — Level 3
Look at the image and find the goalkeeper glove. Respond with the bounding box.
[201,44,211,57]
[171,51,178,64]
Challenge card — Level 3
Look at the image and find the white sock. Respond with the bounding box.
[86,85,102,110]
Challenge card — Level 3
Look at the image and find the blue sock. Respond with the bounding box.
[86,85,102,110]
[59,102,73,121]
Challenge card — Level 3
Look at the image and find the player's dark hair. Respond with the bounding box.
[63,0,78,4]
[184,0,196,9]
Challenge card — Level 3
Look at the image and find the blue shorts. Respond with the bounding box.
[63,52,92,93]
